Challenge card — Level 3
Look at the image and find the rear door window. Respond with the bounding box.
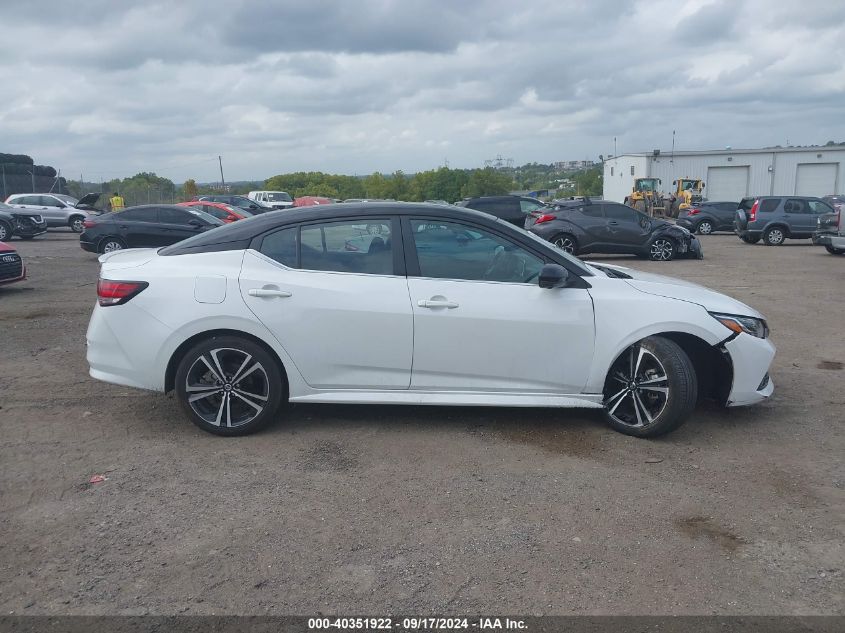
[116,208,157,222]
[300,219,394,275]
[603,204,637,222]
[160,207,194,224]
[260,227,298,268]
[784,199,809,214]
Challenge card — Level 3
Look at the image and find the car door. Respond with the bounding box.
[784,199,815,236]
[405,217,595,393]
[602,203,651,250]
[715,203,737,230]
[239,218,414,390]
[112,207,162,247]
[158,207,208,245]
[37,195,66,225]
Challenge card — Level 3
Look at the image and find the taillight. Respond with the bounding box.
[533,214,557,225]
[83,219,97,228]
[688,208,700,215]
[97,279,148,306]
[748,200,759,222]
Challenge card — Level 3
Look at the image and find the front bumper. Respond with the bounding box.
[812,232,845,248]
[723,333,776,407]
[11,215,48,237]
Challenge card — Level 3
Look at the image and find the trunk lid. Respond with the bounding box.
[98,248,157,270]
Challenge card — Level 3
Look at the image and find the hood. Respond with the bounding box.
[586,262,763,318]
[98,248,157,270]
[76,193,101,208]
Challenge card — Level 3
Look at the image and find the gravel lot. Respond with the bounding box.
[0,231,842,616]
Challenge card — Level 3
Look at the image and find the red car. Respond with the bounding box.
[293,196,335,207]
[177,201,252,223]
[0,241,25,286]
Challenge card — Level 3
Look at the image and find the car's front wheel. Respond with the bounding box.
[649,237,676,261]
[174,336,284,436]
[0,220,11,241]
[69,215,86,233]
[696,219,714,235]
[552,233,577,255]
[602,336,697,438]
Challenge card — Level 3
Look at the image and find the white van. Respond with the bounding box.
[247,191,294,209]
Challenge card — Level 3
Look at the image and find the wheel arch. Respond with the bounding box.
[164,328,289,399]
[67,212,86,224]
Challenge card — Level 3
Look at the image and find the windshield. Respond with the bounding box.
[267,192,291,202]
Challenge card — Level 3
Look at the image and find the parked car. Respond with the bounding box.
[86,202,774,439]
[812,202,844,255]
[456,195,547,227]
[196,195,273,214]
[675,201,738,235]
[734,196,835,245]
[5,193,100,232]
[526,199,702,261]
[0,202,48,241]
[293,196,334,207]
[0,241,26,286]
[247,191,294,210]
[79,204,223,253]
[177,201,252,223]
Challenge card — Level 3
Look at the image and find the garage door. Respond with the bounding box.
[706,166,749,202]
[795,163,837,196]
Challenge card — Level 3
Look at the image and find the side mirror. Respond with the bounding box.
[226,215,238,221]
[539,263,571,289]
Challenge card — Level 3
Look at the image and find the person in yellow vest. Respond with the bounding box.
[109,192,125,212]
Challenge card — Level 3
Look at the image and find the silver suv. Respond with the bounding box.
[4,193,100,233]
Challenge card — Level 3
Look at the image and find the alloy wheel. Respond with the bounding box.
[71,218,85,233]
[184,348,269,428]
[102,240,124,253]
[553,235,575,254]
[697,221,713,235]
[650,238,675,260]
[604,344,669,428]
[766,229,784,245]
[0,223,9,241]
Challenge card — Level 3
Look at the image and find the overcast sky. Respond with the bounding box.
[1,0,843,183]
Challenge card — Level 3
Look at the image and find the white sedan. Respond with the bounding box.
[86,202,775,438]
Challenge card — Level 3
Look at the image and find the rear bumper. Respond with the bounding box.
[723,333,776,407]
[80,238,99,253]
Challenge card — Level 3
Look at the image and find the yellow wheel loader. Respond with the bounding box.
[668,178,705,218]
[624,178,664,216]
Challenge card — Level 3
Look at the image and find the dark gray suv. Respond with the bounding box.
[735,196,835,245]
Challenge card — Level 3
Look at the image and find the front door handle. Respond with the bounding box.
[249,288,292,298]
[418,299,458,309]
[608,221,619,225]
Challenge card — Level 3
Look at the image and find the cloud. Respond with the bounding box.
[0,0,842,181]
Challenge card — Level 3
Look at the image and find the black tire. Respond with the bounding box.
[696,219,714,235]
[649,236,676,261]
[69,215,86,233]
[174,335,285,436]
[824,245,845,255]
[633,200,646,213]
[763,226,786,246]
[98,237,126,253]
[551,233,577,255]
[740,234,760,244]
[0,220,11,242]
[602,336,697,438]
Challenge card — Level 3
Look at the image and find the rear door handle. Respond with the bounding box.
[249,288,292,298]
[608,221,619,226]
[418,299,459,309]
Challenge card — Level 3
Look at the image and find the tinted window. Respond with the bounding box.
[808,200,833,214]
[784,199,808,214]
[300,220,393,275]
[14,195,40,205]
[40,196,63,207]
[738,198,755,211]
[410,219,542,284]
[260,227,298,268]
[579,204,602,217]
[759,199,779,213]
[116,208,157,222]
[202,205,227,220]
[160,207,193,224]
[603,204,637,222]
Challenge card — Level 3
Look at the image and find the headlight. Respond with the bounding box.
[710,312,769,339]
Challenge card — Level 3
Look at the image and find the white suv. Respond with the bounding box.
[5,193,100,233]
[247,191,294,210]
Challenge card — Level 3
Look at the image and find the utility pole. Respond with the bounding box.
[27,170,35,193]
[613,137,617,157]
[218,155,226,190]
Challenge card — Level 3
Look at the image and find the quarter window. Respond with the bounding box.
[808,200,833,214]
[159,207,192,224]
[300,220,393,275]
[759,199,779,213]
[410,219,543,284]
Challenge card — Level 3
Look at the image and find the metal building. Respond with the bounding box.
[602,146,845,203]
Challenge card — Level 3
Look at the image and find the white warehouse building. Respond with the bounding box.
[602,146,845,203]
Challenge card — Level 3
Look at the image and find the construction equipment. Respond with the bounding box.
[624,178,664,216]
[668,178,705,217]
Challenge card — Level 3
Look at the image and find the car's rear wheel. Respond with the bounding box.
[825,245,845,255]
[0,220,11,241]
[696,220,714,235]
[69,215,85,233]
[602,336,697,438]
[552,233,577,255]
[763,226,785,246]
[649,237,676,261]
[99,237,125,253]
[175,336,284,436]
[740,235,760,244]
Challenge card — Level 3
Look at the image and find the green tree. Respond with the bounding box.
[183,178,198,199]
[460,167,514,198]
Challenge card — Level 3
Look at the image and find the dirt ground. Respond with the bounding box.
[0,230,842,616]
